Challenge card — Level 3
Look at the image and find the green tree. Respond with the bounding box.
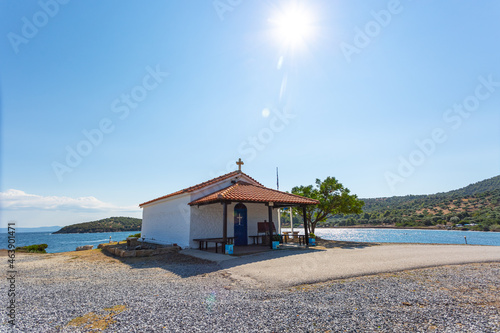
[292,177,364,234]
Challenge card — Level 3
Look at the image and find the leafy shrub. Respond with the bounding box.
[471,225,489,231]
[423,219,433,226]
[128,233,141,238]
[16,244,48,253]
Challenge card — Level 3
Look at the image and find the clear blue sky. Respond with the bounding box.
[1,0,499,227]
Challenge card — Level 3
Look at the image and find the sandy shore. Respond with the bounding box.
[1,243,499,332]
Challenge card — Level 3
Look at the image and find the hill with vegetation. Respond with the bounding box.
[54,217,141,234]
[323,175,500,231]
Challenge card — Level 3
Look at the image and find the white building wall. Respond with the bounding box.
[189,203,235,248]
[246,203,278,238]
[140,194,191,248]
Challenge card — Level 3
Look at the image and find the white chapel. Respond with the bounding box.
[139,160,318,250]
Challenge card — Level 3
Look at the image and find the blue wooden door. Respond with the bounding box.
[234,203,248,246]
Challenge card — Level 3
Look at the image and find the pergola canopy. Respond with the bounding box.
[188,181,319,207]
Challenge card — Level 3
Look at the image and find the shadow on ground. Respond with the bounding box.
[99,250,221,278]
[218,239,379,271]
[67,238,380,279]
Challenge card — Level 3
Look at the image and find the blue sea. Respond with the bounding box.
[1,231,140,253]
[2,228,499,253]
[282,228,500,246]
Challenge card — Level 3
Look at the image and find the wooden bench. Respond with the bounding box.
[281,234,306,245]
[193,237,235,253]
[249,234,288,245]
[248,235,268,244]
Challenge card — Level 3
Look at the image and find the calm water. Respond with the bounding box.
[0,231,140,253]
[282,228,500,246]
[2,229,499,253]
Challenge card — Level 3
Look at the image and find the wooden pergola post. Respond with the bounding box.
[302,205,309,246]
[222,201,228,253]
[268,203,274,249]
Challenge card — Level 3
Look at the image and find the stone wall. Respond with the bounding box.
[99,242,180,258]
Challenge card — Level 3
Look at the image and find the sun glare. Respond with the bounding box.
[271,6,314,48]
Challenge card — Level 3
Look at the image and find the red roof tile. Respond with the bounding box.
[139,171,262,207]
[188,181,319,206]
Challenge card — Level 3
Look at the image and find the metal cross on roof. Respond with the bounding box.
[236,158,244,171]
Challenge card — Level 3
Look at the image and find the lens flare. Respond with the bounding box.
[270,5,314,48]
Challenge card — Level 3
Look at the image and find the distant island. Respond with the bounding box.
[54,217,141,234]
[0,226,62,233]
[281,175,500,232]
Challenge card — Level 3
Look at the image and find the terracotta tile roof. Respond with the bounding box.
[188,181,320,206]
[139,171,262,207]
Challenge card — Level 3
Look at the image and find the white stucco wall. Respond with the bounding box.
[246,203,278,236]
[140,194,191,248]
[189,203,235,248]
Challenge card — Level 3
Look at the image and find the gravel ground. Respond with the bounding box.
[1,249,499,332]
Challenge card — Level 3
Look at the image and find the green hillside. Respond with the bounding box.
[54,217,141,234]
[326,175,500,231]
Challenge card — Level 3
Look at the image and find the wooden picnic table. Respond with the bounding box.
[281,234,306,245]
[249,234,306,245]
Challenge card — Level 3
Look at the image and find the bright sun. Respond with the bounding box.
[271,6,313,47]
